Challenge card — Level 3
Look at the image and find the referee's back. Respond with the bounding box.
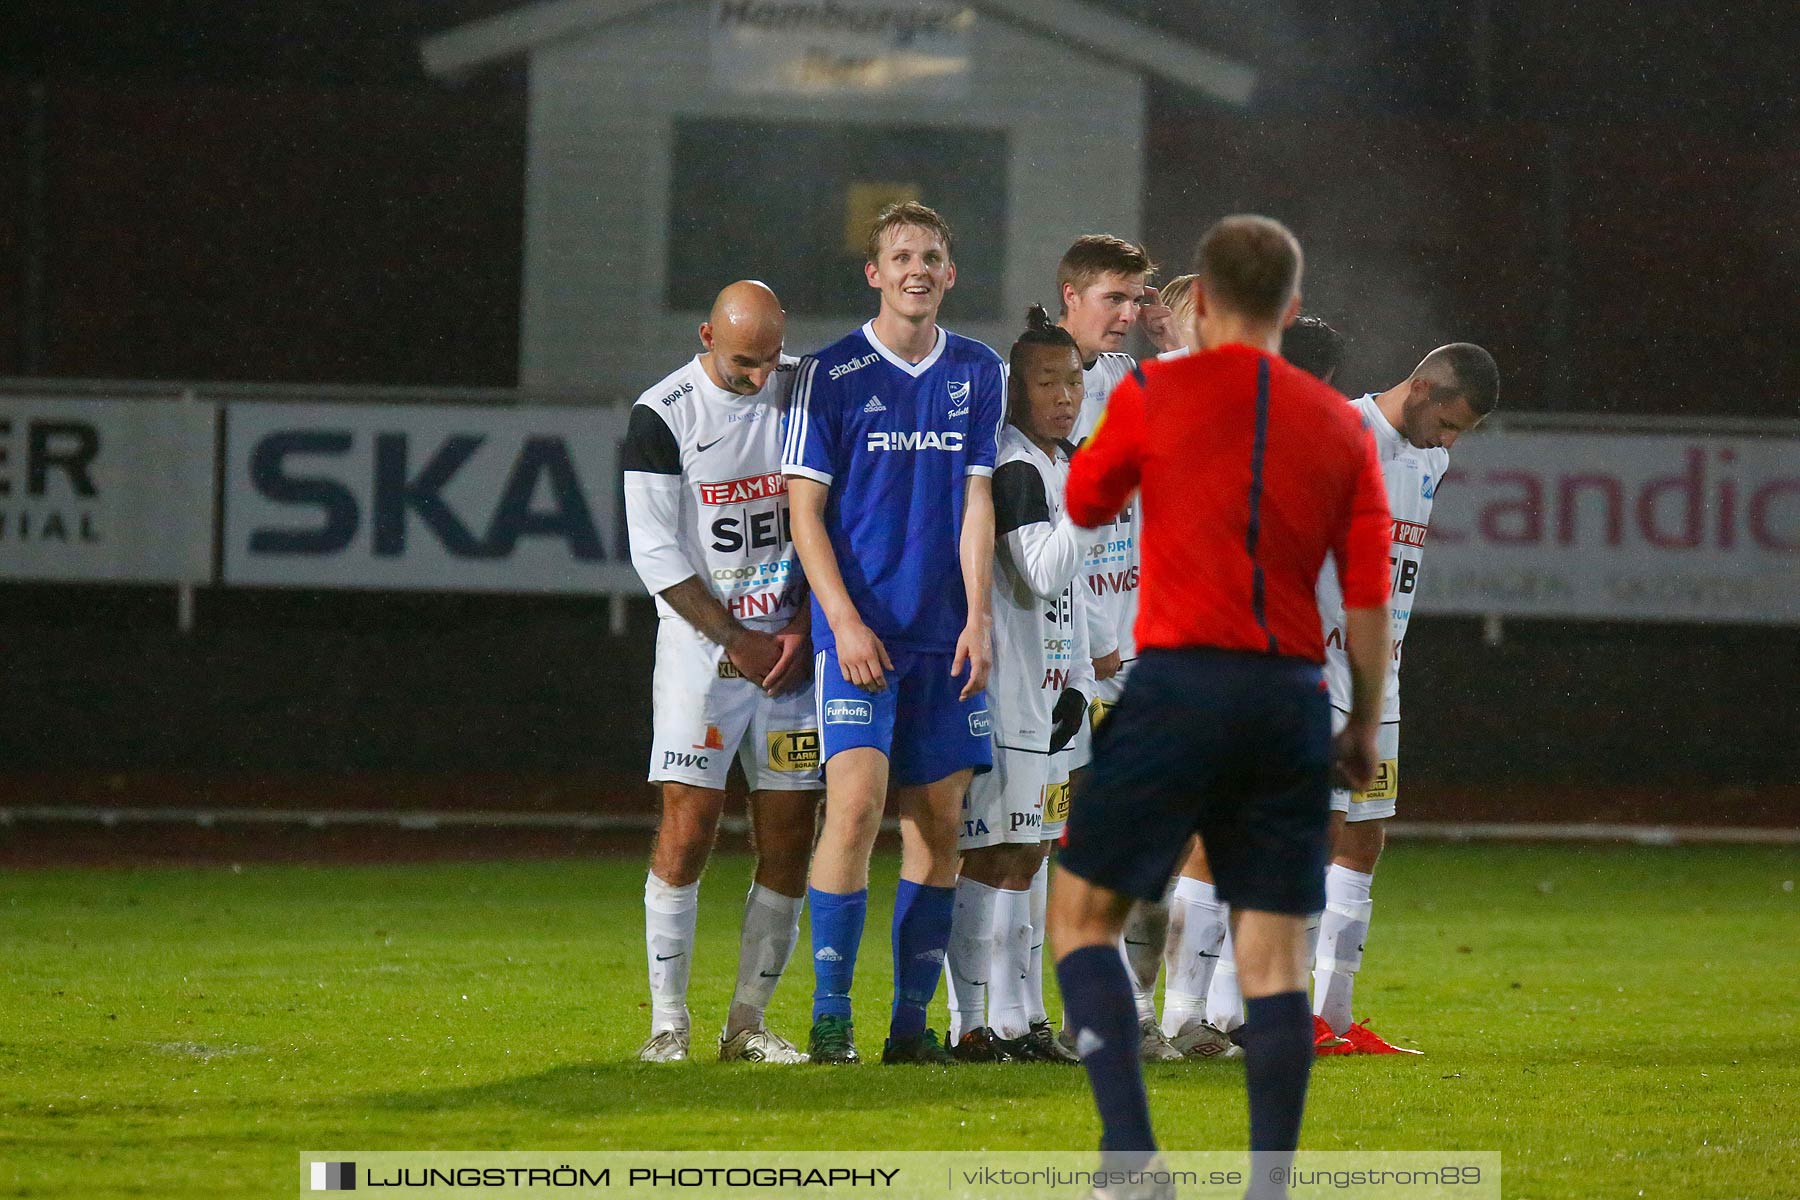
[1065,345,1391,664]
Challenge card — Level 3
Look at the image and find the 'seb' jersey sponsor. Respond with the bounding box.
[1319,394,1450,719]
[622,355,804,630]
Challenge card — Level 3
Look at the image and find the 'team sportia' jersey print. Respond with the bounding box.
[1318,393,1450,720]
[622,354,804,631]
[1071,351,1141,663]
[782,321,1003,654]
[989,425,1095,752]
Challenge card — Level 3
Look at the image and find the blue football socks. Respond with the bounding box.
[889,879,955,1040]
[808,886,867,1022]
[1056,943,1157,1160]
[1241,989,1313,1149]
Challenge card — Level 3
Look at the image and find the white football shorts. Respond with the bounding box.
[648,618,820,792]
[960,747,1072,849]
[1329,708,1399,822]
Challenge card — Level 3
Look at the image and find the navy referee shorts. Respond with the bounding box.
[1057,646,1332,916]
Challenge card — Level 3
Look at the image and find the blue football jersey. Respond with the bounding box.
[783,321,1004,654]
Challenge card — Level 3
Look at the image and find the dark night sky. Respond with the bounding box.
[1,0,1793,122]
[0,0,1791,403]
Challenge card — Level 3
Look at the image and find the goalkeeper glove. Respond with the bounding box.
[1047,687,1087,754]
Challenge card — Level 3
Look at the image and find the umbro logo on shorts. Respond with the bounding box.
[824,699,873,725]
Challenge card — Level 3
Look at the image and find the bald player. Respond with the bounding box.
[622,281,822,1064]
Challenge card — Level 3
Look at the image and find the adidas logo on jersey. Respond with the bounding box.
[815,946,844,962]
[863,396,886,413]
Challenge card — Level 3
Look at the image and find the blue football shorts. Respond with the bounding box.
[814,645,993,787]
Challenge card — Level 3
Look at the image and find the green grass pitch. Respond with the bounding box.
[3,844,1795,1198]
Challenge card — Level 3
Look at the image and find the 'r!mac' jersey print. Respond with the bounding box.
[783,322,1004,654]
[1318,394,1450,719]
[622,355,804,630]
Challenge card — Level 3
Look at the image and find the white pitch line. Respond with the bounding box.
[1,807,1796,845]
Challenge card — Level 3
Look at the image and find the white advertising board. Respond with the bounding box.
[223,402,642,595]
[710,0,975,97]
[1419,430,1798,624]
[0,396,215,584]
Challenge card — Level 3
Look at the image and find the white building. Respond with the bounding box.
[424,0,1253,392]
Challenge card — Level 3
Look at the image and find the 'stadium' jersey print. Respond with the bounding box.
[1319,394,1450,719]
[783,321,1003,654]
[1070,351,1141,663]
[622,355,803,630]
[989,426,1094,751]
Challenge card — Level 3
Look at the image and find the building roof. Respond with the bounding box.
[421,0,1255,106]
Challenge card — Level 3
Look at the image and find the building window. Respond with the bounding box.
[666,118,1008,320]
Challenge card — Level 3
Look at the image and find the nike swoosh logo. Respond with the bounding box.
[1196,951,1219,959]
[967,980,987,987]
[655,953,684,962]
[759,970,782,978]
[696,437,723,453]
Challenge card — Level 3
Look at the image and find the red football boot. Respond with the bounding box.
[1341,1020,1423,1056]
[1313,1014,1353,1056]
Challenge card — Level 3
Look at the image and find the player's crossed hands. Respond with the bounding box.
[724,625,811,697]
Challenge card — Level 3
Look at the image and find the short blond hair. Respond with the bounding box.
[865,201,955,263]
[1157,272,1199,321]
[1057,235,1156,311]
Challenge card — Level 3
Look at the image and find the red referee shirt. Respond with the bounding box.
[1066,343,1391,664]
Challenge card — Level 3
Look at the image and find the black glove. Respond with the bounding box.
[1047,688,1088,754]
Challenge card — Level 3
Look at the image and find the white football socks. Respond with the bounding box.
[1028,857,1050,1024]
[987,886,1036,1039]
[1121,899,1169,1024]
[1205,925,1244,1033]
[644,873,700,1034]
[1119,933,1156,1023]
[1314,863,1374,1036]
[946,877,1001,1042]
[725,883,803,1037]
[1162,876,1228,1036]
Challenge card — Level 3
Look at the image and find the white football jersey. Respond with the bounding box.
[989,425,1095,751]
[1319,394,1450,720]
[622,355,804,631]
[1070,352,1141,664]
